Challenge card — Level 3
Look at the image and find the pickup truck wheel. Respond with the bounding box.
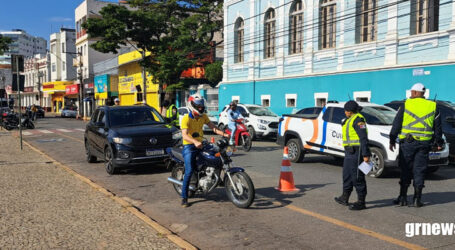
[248,126,256,141]
[368,147,386,178]
[286,138,304,163]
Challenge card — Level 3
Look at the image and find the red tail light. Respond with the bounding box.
[2,113,7,117]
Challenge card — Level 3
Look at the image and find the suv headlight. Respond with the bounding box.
[172,131,182,140]
[258,119,270,124]
[113,137,132,145]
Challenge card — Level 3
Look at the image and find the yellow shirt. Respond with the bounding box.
[181,113,210,145]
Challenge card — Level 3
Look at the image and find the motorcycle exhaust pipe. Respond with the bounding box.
[167,177,196,191]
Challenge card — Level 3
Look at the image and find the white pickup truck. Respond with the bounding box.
[276,102,450,178]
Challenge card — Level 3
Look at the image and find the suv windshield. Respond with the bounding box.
[247,106,277,117]
[360,106,396,125]
[109,108,165,127]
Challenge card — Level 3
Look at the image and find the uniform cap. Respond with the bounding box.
[410,83,426,92]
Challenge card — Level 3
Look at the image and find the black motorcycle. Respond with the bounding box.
[2,112,34,130]
[167,139,255,208]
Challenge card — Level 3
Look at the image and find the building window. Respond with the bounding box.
[319,0,336,49]
[62,61,66,71]
[62,42,65,53]
[314,92,328,107]
[286,94,297,108]
[261,95,271,107]
[52,63,56,72]
[51,44,56,54]
[411,0,439,34]
[289,0,304,54]
[264,8,276,59]
[234,18,244,63]
[353,91,371,102]
[357,0,377,43]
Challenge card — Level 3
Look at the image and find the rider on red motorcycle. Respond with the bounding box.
[227,102,244,145]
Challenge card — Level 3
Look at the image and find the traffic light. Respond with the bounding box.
[11,55,24,73]
[12,74,24,91]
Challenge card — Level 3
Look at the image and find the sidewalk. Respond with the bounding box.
[0,132,180,249]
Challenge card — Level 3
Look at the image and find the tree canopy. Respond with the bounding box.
[0,35,12,55]
[83,0,223,90]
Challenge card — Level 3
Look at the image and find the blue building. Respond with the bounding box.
[221,0,455,115]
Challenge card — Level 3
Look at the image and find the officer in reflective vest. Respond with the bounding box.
[166,103,179,127]
[335,101,371,210]
[389,83,443,207]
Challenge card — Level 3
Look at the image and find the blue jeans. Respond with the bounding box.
[181,144,200,199]
[228,123,237,144]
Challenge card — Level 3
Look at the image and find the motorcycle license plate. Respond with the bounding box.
[146,149,164,156]
[429,152,440,160]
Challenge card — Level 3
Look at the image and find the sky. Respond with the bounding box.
[0,0,118,46]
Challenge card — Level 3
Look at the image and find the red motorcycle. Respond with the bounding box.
[224,119,253,152]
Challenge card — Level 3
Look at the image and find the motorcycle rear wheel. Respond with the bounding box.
[225,172,255,208]
[241,134,252,152]
[171,164,195,198]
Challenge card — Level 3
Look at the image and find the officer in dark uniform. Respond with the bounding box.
[389,83,443,207]
[335,101,371,210]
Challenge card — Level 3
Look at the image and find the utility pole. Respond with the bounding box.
[141,50,147,104]
[15,56,23,150]
[66,51,83,118]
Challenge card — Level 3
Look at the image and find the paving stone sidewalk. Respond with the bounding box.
[0,132,180,249]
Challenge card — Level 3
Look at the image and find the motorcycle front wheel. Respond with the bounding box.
[171,164,195,198]
[26,121,35,129]
[241,134,252,152]
[225,172,255,208]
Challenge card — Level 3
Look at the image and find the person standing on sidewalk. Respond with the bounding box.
[389,83,443,207]
[335,100,371,211]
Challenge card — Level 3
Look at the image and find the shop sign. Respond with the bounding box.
[94,74,109,93]
[66,84,79,95]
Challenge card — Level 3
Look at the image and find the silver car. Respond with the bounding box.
[61,106,78,118]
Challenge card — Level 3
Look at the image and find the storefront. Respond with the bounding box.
[42,81,73,113]
[65,84,79,107]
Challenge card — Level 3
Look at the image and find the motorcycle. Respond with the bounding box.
[2,112,35,130]
[166,138,255,208]
[224,119,253,152]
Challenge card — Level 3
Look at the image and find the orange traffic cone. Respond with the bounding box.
[276,147,300,192]
[211,137,215,143]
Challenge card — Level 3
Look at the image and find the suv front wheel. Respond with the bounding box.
[368,147,386,178]
[286,138,305,163]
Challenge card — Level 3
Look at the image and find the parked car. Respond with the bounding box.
[61,106,78,118]
[177,107,218,132]
[218,104,280,140]
[84,105,181,174]
[26,105,45,118]
[385,100,455,161]
[277,102,449,178]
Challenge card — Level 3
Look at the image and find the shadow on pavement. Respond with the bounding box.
[120,164,170,175]
[367,191,455,209]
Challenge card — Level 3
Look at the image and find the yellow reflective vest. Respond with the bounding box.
[342,113,366,147]
[399,98,436,141]
[166,104,179,126]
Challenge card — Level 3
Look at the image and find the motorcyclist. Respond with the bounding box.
[227,101,244,145]
[180,95,229,207]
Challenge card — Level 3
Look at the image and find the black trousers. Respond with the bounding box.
[398,140,430,189]
[343,147,367,198]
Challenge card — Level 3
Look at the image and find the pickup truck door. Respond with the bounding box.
[323,107,345,156]
[93,110,108,153]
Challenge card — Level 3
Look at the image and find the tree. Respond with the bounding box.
[83,0,223,93]
[205,60,222,86]
[0,35,12,55]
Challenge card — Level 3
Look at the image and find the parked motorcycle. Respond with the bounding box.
[224,119,253,152]
[2,112,34,130]
[167,139,255,208]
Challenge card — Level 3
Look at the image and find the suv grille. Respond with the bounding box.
[269,122,279,129]
[132,135,174,147]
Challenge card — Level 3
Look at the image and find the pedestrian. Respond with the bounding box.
[31,104,37,121]
[180,95,229,207]
[114,98,120,106]
[227,101,244,145]
[389,83,443,207]
[334,100,371,210]
[161,100,169,117]
[165,101,179,127]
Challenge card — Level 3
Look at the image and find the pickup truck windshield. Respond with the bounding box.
[360,106,396,125]
[109,108,165,127]
[247,106,278,117]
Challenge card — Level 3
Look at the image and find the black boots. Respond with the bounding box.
[412,188,424,207]
[393,185,409,206]
[334,191,351,206]
[349,196,366,210]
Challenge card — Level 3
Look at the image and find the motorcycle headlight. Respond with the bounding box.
[113,137,132,145]
[172,131,182,140]
[258,119,270,124]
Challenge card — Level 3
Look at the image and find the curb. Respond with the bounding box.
[17,137,197,250]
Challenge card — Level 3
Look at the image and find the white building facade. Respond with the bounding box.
[0,29,47,57]
[50,28,77,82]
[23,54,51,109]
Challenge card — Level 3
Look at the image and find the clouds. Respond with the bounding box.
[48,17,73,23]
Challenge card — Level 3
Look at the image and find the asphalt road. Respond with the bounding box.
[13,116,455,249]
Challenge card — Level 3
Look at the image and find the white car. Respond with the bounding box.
[218,104,280,140]
[277,102,450,178]
[178,107,218,132]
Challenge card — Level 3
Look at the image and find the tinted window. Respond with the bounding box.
[91,109,100,123]
[439,106,455,132]
[297,107,322,115]
[384,102,402,111]
[109,108,165,127]
[98,110,106,124]
[246,106,278,117]
[237,106,247,116]
[360,106,395,125]
[331,108,346,124]
[322,107,332,122]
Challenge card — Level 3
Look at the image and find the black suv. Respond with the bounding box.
[384,100,455,161]
[84,105,181,174]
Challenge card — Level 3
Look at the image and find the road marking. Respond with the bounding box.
[56,129,72,133]
[53,131,84,144]
[38,129,53,134]
[261,197,426,250]
[22,131,33,136]
[75,128,85,132]
[19,138,196,250]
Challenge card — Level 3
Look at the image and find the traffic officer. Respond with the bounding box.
[166,101,179,127]
[389,83,443,207]
[335,100,371,210]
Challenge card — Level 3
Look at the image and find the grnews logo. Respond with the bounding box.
[406,223,455,237]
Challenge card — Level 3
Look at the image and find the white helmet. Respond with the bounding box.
[187,95,206,116]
